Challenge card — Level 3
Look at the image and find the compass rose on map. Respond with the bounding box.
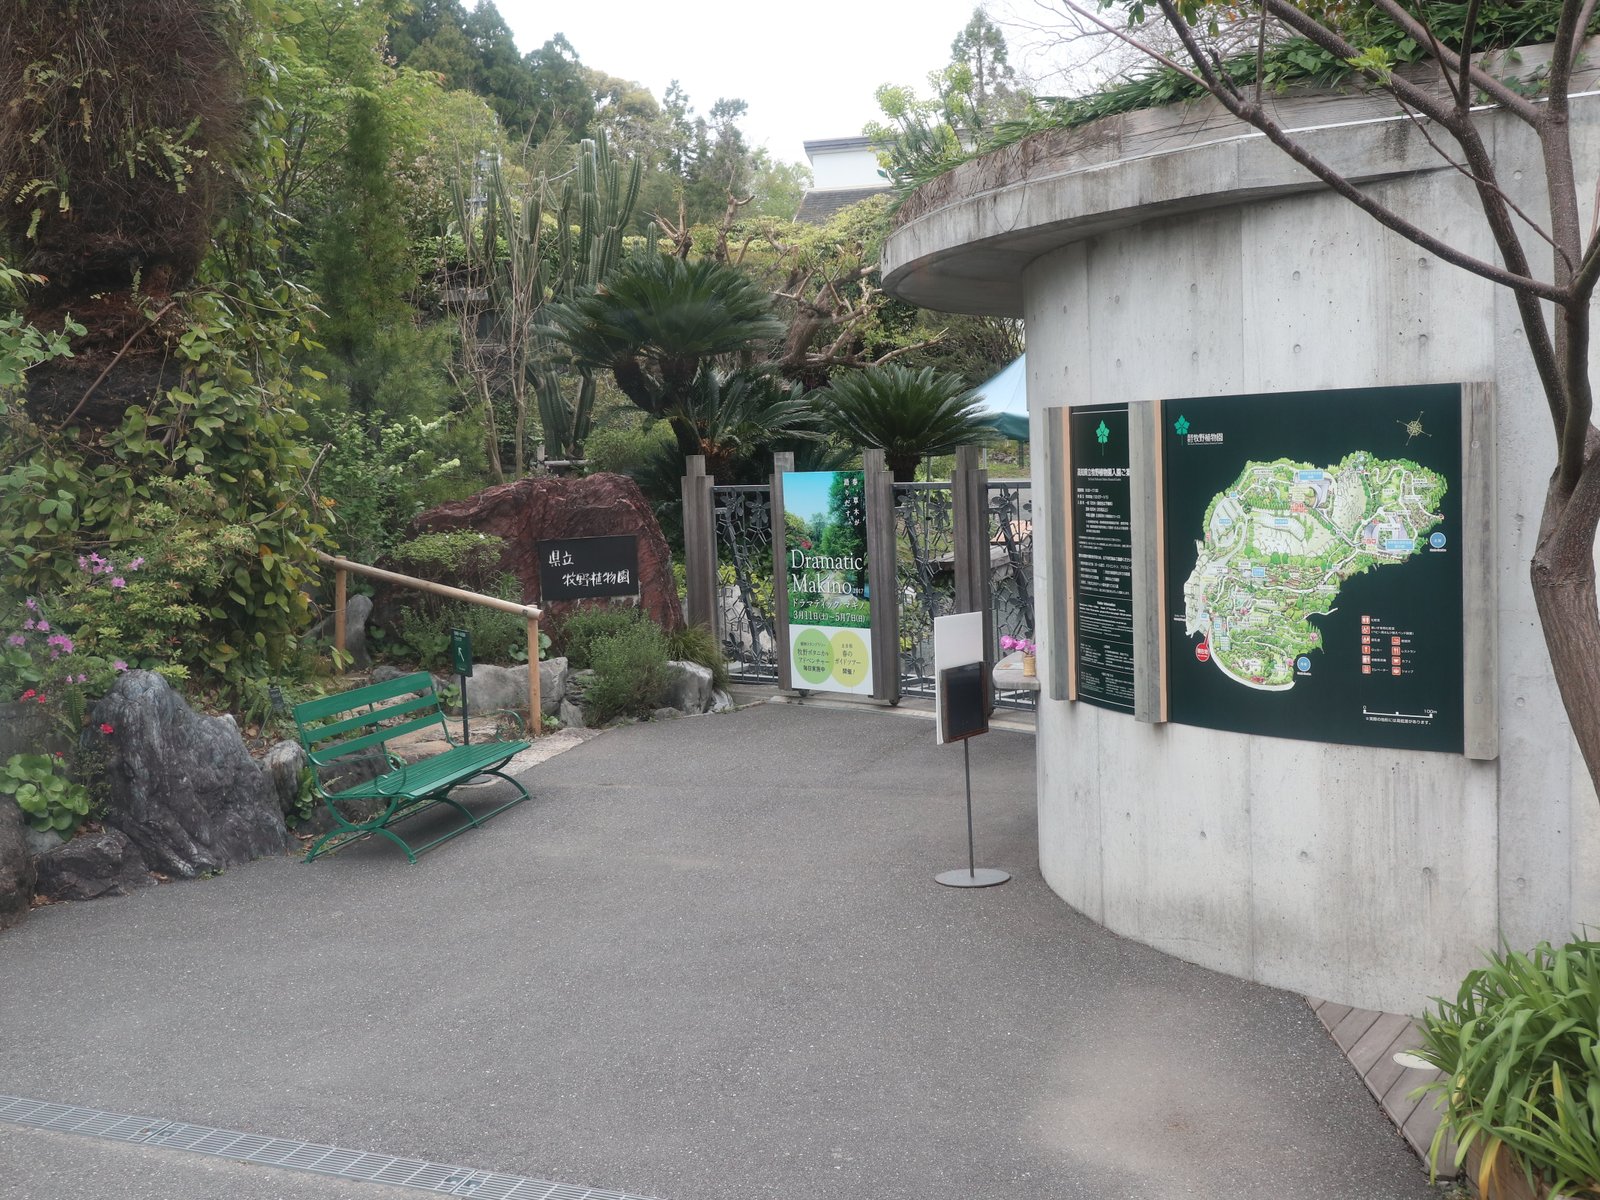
[1399,412,1430,442]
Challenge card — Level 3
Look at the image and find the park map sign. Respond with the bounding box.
[783,470,874,695]
[1161,385,1465,752]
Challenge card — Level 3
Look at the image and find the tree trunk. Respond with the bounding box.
[1531,489,1600,798]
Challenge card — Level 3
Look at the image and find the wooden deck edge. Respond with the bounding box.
[1306,996,1458,1173]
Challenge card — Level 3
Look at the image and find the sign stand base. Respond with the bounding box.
[935,740,1010,889]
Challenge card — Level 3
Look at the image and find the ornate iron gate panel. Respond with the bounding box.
[988,479,1036,711]
[893,482,957,699]
[712,484,778,682]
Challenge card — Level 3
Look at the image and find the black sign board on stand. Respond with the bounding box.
[538,536,640,602]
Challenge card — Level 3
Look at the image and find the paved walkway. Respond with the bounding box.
[0,702,1438,1200]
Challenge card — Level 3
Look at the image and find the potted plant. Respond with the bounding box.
[1416,937,1600,1200]
[1001,634,1037,677]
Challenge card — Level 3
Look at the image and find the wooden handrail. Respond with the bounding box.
[318,551,544,735]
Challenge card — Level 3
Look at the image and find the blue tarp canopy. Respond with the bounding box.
[971,354,1027,442]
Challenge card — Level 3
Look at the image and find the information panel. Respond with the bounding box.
[783,470,873,695]
[1160,384,1464,752]
[1068,403,1135,712]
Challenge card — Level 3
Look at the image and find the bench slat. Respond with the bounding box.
[326,741,529,802]
[293,672,437,723]
[300,693,443,750]
[307,713,448,767]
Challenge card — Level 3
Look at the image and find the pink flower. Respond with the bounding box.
[112,660,127,672]
[98,723,115,735]
[1001,635,1016,651]
[35,621,48,633]
[110,577,126,589]
[77,556,87,570]
[5,635,22,647]
[128,557,145,571]
[22,619,34,631]
[23,598,36,610]
[76,673,87,684]
[20,689,35,701]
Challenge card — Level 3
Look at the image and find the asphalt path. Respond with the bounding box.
[0,700,1438,1200]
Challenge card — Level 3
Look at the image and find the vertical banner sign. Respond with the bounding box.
[1068,403,1136,712]
[782,470,874,695]
[1160,383,1465,752]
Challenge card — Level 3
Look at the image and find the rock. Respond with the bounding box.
[0,701,66,760]
[411,473,683,633]
[559,699,586,730]
[34,829,150,901]
[650,707,681,721]
[22,827,65,859]
[448,658,567,720]
[710,689,735,714]
[0,799,34,931]
[263,740,308,820]
[661,661,715,715]
[308,593,373,669]
[90,672,289,878]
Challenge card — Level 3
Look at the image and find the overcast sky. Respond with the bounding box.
[494,1,1055,168]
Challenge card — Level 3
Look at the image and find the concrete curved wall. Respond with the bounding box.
[883,77,1600,1012]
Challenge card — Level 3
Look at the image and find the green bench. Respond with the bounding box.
[293,672,531,864]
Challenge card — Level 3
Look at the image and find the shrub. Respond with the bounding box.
[387,530,507,593]
[665,623,730,692]
[1,752,90,837]
[554,605,647,670]
[585,618,670,725]
[373,531,538,670]
[1417,937,1600,1197]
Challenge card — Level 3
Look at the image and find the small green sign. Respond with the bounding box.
[449,628,473,677]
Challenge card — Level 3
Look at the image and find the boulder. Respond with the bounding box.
[34,829,150,901]
[308,593,373,669]
[90,672,289,878]
[558,699,585,730]
[263,739,308,821]
[23,827,65,859]
[650,707,682,721]
[0,798,34,931]
[661,661,715,715]
[710,689,736,714]
[448,658,567,720]
[411,473,683,633]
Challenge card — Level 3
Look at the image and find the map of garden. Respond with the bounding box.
[1181,452,1447,690]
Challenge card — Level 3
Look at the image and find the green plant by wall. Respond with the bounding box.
[584,618,671,726]
[665,623,730,692]
[0,752,90,836]
[1417,937,1600,1197]
[553,605,648,670]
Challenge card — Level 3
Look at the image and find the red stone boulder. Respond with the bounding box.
[411,473,684,632]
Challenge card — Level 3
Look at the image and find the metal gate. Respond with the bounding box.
[712,483,779,682]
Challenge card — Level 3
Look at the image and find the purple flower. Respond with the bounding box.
[5,635,23,647]
[111,577,126,589]
[76,673,87,684]
[22,619,35,632]
[23,598,36,611]
[35,621,48,633]
[112,660,127,672]
[77,556,88,571]
[128,557,145,571]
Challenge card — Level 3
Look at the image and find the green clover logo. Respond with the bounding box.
[1095,421,1109,445]
[1174,415,1190,436]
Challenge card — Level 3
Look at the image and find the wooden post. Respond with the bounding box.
[1045,407,1074,702]
[681,454,717,636]
[528,617,544,736]
[771,451,795,692]
[334,566,348,670]
[952,445,994,698]
[863,449,901,705]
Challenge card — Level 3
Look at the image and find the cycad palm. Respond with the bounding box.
[817,364,993,480]
[544,253,785,455]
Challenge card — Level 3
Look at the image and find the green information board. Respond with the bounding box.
[449,627,473,677]
[1161,384,1464,753]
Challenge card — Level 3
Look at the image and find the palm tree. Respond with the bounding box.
[543,253,785,457]
[816,364,993,480]
[0,0,244,426]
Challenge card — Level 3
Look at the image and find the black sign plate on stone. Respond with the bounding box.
[1069,403,1136,713]
[1160,384,1465,753]
[537,535,640,602]
[940,663,990,743]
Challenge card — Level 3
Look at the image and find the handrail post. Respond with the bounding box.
[528,616,544,736]
[334,566,348,670]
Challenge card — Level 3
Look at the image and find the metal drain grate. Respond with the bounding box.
[0,1095,660,1200]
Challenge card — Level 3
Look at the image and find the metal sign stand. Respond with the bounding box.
[935,739,1010,888]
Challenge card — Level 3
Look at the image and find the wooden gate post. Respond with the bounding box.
[863,449,901,705]
[681,454,717,636]
[952,445,994,694]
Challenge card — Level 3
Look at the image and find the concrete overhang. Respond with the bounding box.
[880,50,1600,319]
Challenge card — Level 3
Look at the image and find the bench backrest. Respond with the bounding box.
[293,673,450,767]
